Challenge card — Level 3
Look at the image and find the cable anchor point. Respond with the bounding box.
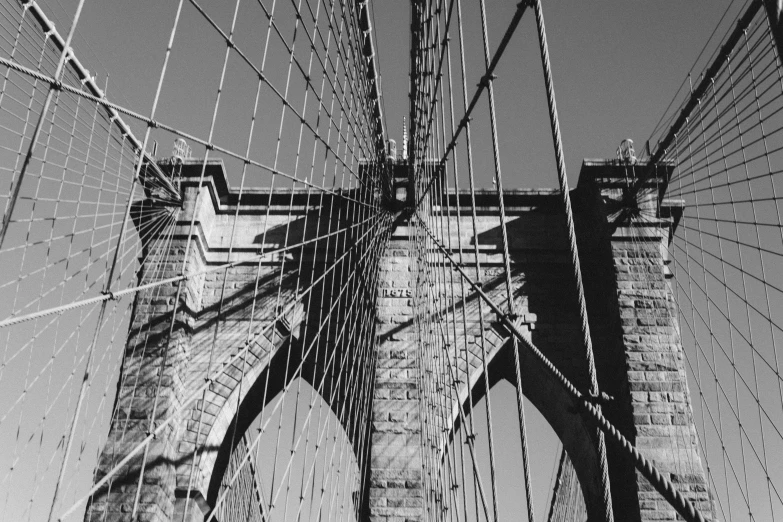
[587,390,614,406]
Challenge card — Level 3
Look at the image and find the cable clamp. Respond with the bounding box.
[478,74,497,88]
[587,390,614,406]
[101,290,117,301]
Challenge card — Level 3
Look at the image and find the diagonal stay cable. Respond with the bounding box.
[0,55,374,208]
[0,212,376,328]
[56,211,391,521]
[414,1,528,209]
[646,0,763,168]
[198,207,388,521]
[416,214,710,522]
[667,258,783,507]
[425,278,493,522]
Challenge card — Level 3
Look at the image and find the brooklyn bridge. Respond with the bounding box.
[0,0,782,521]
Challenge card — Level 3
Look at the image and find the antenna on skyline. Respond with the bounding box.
[402,117,408,161]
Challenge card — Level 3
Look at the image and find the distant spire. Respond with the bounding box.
[402,117,408,161]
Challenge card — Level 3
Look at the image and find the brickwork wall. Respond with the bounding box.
[176,264,300,499]
[612,236,713,521]
[576,168,714,522]
[423,210,608,520]
[87,163,715,522]
[86,234,206,522]
[86,181,305,521]
[369,237,424,522]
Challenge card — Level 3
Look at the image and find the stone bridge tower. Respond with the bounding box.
[86,156,712,522]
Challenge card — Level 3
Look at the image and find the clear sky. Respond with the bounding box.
[38,0,745,189]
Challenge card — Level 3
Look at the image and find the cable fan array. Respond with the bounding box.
[0,0,782,521]
[0,0,389,520]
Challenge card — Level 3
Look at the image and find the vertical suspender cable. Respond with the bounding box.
[180,0,246,517]
[0,0,87,250]
[47,0,185,518]
[451,0,495,517]
[530,1,615,520]
[474,0,536,518]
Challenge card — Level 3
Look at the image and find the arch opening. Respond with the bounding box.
[210,378,365,522]
[435,336,601,522]
[456,379,582,522]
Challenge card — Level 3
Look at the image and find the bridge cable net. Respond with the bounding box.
[405,0,783,521]
[0,0,779,520]
[0,0,389,519]
[405,0,699,520]
[407,0,559,520]
[629,0,783,521]
[546,450,587,522]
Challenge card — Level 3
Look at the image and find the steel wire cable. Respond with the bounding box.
[529,1,616,520]
[205,213,389,521]
[442,12,481,522]
[60,211,389,519]
[641,3,783,518]
[6,0,783,520]
[0,2,388,519]
[417,214,712,522]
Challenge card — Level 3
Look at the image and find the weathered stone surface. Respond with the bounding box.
[88,160,712,522]
[370,235,423,522]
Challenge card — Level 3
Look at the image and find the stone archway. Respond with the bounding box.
[439,331,604,522]
[86,160,713,522]
[204,313,378,512]
[418,264,606,522]
[207,373,371,522]
[86,162,380,522]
